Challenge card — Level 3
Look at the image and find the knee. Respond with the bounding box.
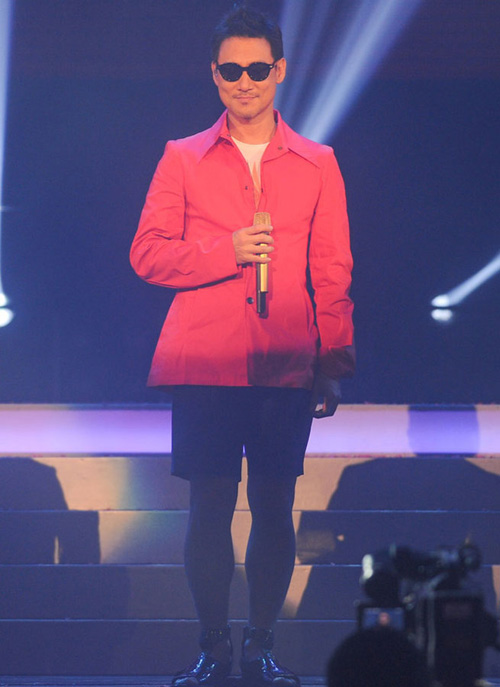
[189,477,238,526]
[247,478,296,529]
[248,476,296,512]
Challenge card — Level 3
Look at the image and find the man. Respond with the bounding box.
[130,5,354,686]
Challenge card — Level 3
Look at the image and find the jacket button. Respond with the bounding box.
[247,297,254,304]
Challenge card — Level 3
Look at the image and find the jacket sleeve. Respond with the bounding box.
[130,140,239,289]
[309,149,355,378]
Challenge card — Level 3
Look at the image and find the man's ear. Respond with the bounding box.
[211,62,219,85]
[275,58,287,84]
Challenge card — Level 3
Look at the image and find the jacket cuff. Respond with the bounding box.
[319,343,356,379]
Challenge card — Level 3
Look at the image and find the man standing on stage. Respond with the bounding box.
[130,5,354,686]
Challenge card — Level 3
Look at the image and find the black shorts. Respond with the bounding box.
[171,386,314,482]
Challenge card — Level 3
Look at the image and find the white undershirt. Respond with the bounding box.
[232,138,269,208]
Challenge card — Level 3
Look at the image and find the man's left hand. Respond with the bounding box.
[311,372,341,419]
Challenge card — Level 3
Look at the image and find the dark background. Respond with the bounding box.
[0,0,498,404]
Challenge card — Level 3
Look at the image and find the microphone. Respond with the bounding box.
[254,211,271,315]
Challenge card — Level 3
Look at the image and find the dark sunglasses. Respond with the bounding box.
[216,61,277,82]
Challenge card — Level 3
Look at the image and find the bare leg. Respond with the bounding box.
[244,474,297,659]
[184,476,238,662]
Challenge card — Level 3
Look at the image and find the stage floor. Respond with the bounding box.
[0,678,499,687]
[0,679,327,687]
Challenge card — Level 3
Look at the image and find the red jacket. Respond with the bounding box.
[130,111,354,389]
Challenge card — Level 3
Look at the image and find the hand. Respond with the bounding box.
[311,372,341,419]
[232,223,273,265]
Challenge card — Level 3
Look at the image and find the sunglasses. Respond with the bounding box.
[216,61,277,82]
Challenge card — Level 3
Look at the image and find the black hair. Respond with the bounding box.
[210,3,284,62]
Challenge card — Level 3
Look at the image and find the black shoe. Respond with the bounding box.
[240,627,300,687]
[172,626,232,687]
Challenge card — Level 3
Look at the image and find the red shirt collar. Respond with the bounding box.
[195,110,323,168]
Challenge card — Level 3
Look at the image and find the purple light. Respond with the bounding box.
[0,405,499,455]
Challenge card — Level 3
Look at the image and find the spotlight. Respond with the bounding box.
[431,308,454,324]
[0,306,13,327]
[277,0,423,142]
[431,251,500,310]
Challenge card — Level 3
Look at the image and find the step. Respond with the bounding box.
[0,619,386,676]
[1,404,499,679]
[1,455,500,511]
[0,564,497,623]
[0,564,358,621]
[1,509,499,566]
[0,619,498,679]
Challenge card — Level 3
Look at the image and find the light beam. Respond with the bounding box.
[0,0,13,327]
[431,251,500,309]
[275,0,333,127]
[277,0,422,142]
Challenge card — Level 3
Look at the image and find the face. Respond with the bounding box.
[211,36,286,125]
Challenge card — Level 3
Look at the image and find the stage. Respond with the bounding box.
[0,404,499,681]
[0,1,499,684]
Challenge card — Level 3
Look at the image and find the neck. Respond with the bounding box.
[227,112,276,144]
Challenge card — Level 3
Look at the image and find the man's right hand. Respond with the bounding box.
[232,224,273,265]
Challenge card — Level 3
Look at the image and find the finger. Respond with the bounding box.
[249,223,273,234]
[312,397,339,419]
[239,246,273,263]
[313,406,337,419]
[251,243,274,253]
[247,233,274,247]
[251,253,272,263]
[255,233,274,244]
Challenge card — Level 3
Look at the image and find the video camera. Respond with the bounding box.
[356,543,499,687]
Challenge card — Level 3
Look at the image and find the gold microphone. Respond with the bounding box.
[254,211,271,315]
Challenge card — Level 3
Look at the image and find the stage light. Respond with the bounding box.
[277,1,496,327]
[431,309,454,324]
[0,0,13,326]
[431,251,500,309]
[277,0,422,142]
[275,0,332,127]
[0,306,13,327]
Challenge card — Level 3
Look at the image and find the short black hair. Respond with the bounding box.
[211,3,284,63]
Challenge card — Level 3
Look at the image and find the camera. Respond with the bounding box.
[356,543,499,687]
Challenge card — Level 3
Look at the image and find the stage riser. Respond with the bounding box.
[0,619,349,676]
[1,510,500,565]
[1,451,499,677]
[0,564,497,623]
[0,619,498,678]
[1,455,499,512]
